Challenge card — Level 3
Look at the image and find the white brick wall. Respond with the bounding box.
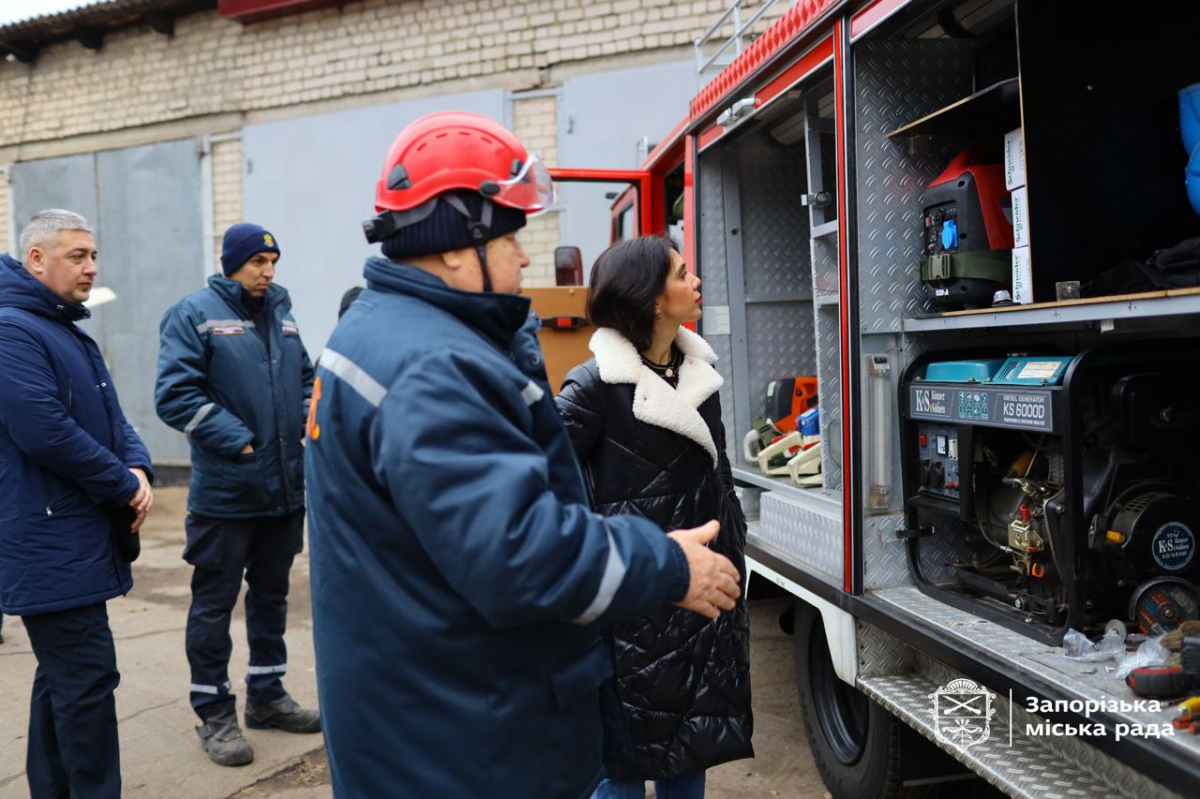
[0,0,785,259]
[0,169,9,253]
[0,0,780,149]
[511,94,559,288]
[211,138,244,274]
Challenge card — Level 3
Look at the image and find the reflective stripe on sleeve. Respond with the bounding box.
[319,348,387,407]
[571,527,627,625]
[184,403,215,435]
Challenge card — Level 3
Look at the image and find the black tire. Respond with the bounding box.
[794,604,953,799]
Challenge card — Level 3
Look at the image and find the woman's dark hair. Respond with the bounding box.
[587,235,678,351]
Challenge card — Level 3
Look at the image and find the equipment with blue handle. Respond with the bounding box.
[1181,84,1200,215]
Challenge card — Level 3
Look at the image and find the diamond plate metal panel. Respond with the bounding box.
[916,520,993,586]
[811,234,840,301]
[758,491,843,582]
[709,334,737,462]
[858,672,1174,799]
[856,620,916,679]
[699,148,738,464]
[869,587,1200,770]
[853,39,976,333]
[873,586,1057,660]
[815,304,841,489]
[734,485,762,521]
[918,656,1182,798]
[917,659,1182,799]
[746,302,818,417]
[698,148,729,306]
[862,512,981,590]
[737,129,812,297]
[862,514,912,590]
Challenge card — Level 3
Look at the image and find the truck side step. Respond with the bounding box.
[857,673,1167,799]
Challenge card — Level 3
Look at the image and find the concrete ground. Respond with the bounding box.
[0,487,822,799]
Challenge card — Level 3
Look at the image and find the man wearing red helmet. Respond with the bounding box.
[304,111,742,798]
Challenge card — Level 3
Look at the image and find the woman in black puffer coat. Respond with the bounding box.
[556,236,752,799]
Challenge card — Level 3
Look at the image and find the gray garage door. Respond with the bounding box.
[10,139,204,463]
[243,90,506,358]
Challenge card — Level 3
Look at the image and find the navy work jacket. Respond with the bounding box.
[156,276,314,519]
[305,259,691,799]
[0,254,151,615]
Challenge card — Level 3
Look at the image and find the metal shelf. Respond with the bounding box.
[744,291,812,304]
[886,78,1020,139]
[811,220,839,239]
[903,289,1200,332]
[731,467,843,512]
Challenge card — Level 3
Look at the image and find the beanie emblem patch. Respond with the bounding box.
[263,233,275,247]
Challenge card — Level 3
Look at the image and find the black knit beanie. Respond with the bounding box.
[222,223,280,276]
[380,191,526,261]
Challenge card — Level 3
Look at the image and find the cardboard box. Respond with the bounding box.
[1004,127,1026,190]
[1011,246,1033,304]
[1011,185,1029,248]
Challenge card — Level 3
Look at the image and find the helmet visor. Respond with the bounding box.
[491,153,554,213]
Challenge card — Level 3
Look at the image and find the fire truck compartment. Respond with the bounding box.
[699,66,845,513]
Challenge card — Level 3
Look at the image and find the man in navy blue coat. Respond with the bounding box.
[305,111,742,798]
[156,224,318,767]
[0,209,154,799]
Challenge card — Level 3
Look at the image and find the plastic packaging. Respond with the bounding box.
[1062,627,1125,662]
[1116,635,1173,680]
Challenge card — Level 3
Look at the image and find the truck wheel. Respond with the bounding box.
[794,604,941,799]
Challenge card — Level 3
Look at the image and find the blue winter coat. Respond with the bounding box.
[305,259,692,799]
[155,276,314,519]
[0,254,152,616]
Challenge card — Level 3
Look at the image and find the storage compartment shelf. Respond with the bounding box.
[744,291,812,304]
[731,467,843,512]
[886,78,1020,138]
[903,286,1200,332]
[811,220,839,239]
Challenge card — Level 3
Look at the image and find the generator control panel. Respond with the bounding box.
[917,423,961,500]
[923,203,961,257]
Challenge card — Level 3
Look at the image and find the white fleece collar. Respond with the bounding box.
[588,326,725,466]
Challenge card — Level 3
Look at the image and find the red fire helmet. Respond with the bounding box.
[373,110,553,215]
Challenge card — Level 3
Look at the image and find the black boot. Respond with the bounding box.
[196,703,254,767]
[245,693,321,734]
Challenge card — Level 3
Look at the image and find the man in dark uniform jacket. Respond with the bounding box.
[0,209,154,798]
[156,223,318,766]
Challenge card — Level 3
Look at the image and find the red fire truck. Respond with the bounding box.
[550,0,1200,796]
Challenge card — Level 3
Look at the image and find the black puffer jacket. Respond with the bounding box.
[556,326,753,781]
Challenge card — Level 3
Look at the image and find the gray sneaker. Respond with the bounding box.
[245,693,321,734]
[196,704,254,767]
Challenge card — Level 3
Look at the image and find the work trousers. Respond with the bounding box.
[23,602,122,799]
[184,510,304,719]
